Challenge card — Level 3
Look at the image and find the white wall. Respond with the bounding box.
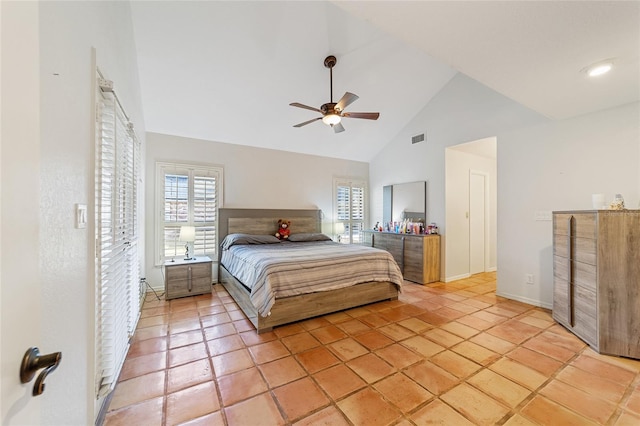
[498,102,639,308]
[2,2,145,424]
[445,146,497,281]
[370,73,546,280]
[144,132,368,289]
[370,73,639,308]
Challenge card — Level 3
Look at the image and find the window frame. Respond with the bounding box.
[333,177,367,244]
[155,162,224,265]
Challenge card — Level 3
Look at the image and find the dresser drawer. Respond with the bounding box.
[553,256,596,292]
[554,213,597,239]
[553,235,597,265]
[166,262,210,280]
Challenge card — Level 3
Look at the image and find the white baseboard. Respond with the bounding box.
[496,290,552,310]
[486,266,497,272]
[445,273,470,282]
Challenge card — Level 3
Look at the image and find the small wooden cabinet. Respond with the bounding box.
[164,256,213,300]
[552,210,640,359]
[362,231,440,284]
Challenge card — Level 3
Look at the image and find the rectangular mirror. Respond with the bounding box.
[383,181,426,222]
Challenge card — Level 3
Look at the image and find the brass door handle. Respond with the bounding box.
[20,347,62,396]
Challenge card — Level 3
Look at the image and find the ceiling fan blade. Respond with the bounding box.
[290,102,322,113]
[342,112,380,120]
[293,117,322,128]
[332,122,345,133]
[334,92,359,113]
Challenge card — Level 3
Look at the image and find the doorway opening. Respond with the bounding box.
[444,137,497,281]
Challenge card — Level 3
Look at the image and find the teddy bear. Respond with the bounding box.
[275,219,291,240]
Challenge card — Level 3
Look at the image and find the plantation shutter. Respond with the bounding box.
[335,179,366,244]
[157,163,222,264]
[95,76,141,397]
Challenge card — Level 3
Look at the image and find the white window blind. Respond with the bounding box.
[95,76,140,397]
[156,163,223,264]
[334,178,367,244]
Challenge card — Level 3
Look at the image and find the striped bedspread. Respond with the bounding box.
[220,241,403,317]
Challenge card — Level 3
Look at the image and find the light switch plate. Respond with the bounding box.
[76,204,87,228]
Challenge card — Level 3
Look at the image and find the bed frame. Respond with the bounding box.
[218,208,399,333]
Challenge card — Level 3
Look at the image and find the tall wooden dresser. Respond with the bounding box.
[362,231,440,284]
[552,210,640,359]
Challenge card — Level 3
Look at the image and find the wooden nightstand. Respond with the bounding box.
[164,256,213,300]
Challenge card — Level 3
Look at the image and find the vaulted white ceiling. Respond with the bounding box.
[130,1,639,162]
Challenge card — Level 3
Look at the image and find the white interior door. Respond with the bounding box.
[469,171,486,274]
[1,2,43,423]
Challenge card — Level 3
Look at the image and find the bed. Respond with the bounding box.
[217,208,403,333]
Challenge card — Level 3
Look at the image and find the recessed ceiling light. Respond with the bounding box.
[584,60,614,77]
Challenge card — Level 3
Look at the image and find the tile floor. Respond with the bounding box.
[104,272,640,425]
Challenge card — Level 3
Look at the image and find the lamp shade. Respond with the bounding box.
[334,222,345,234]
[179,226,196,242]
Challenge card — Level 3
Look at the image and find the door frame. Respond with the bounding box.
[469,169,490,273]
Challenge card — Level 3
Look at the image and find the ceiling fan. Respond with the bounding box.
[290,55,380,133]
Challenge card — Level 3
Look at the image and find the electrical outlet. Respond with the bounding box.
[526,274,534,285]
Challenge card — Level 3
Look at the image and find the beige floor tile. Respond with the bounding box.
[468,368,531,408]
[440,321,481,339]
[109,370,166,411]
[520,395,597,425]
[103,396,164,426]
[555,365,628,403]
[168,342,207,368]
[178,411,225,426]
[373,373,433,413]
[280,331,321,354]
[404,361,459,395]
[119,351,166,381]
[293,405,350,426]
[430,350,481,378]
[167,358,213,394]
[470,332,516,354]
[506,346,563,376]
[337,388,402,426]
[165,382,220,426]
[410,399,475,425]
[328,337,368,361]
[309,324,348,344]
[217,367,268,406]
[490,358,548,391]
[346,353,395,383]
[441,383,510,425]
[295,346,340,374]
[353,329,394,350]
[396,317,433,333]
[211,348,254,377]
[313,364,366,400]
[451,341,500,366]
[272,377,330,421]
[224,393,285,426]
[258,356,306,388]
[248,340,290,364]
[206,334,245,357]
[375,343,423,369]
[540,379,617,424]
[401,335,446,358]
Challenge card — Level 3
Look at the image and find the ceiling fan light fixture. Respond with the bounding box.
[322,113,341,126]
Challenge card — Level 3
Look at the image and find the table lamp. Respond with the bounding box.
[179,226,196,260]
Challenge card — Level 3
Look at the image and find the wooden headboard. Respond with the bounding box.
[218,208,322,259]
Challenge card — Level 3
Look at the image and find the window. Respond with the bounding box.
[95,75,140,397]
[156,162,223,264]
[334,178,367,244]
